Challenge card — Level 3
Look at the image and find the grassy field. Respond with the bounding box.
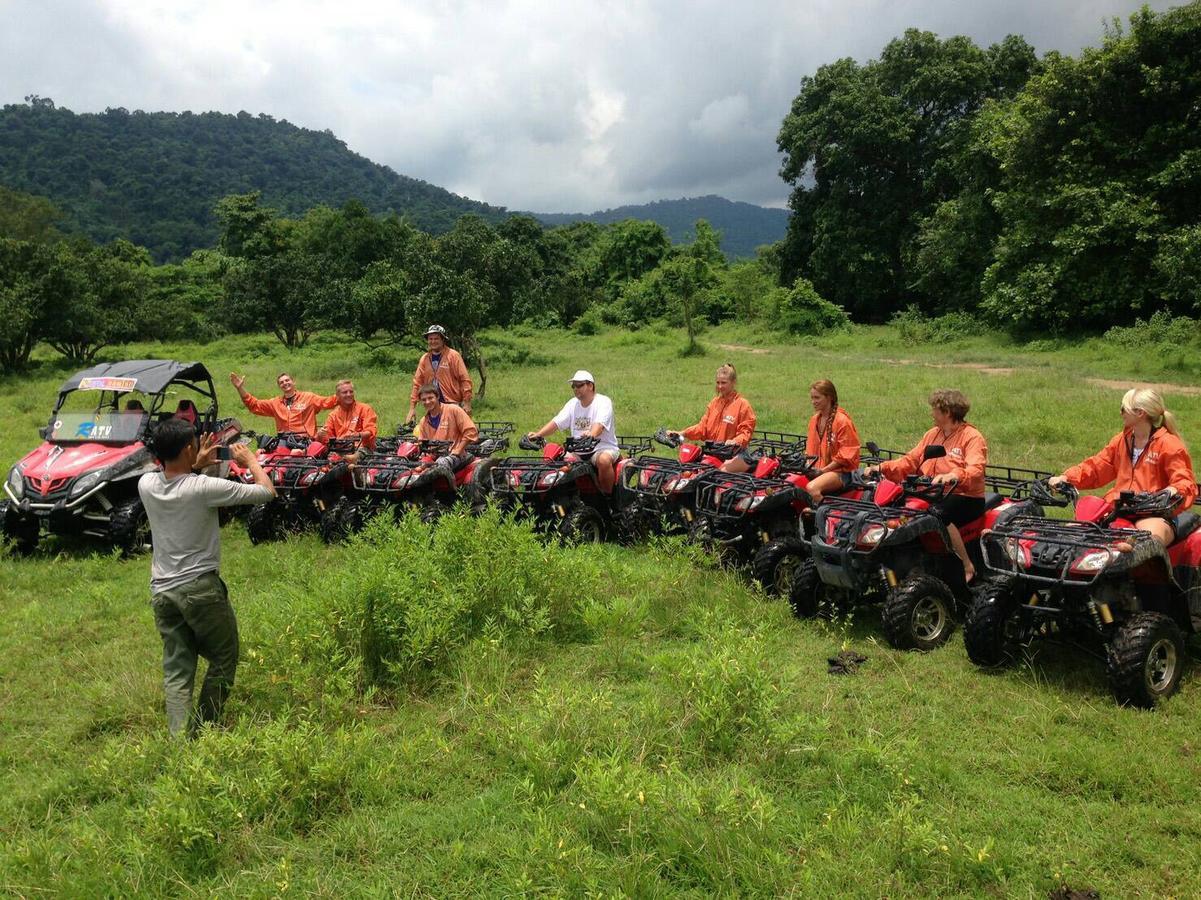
[3,322,1201,897]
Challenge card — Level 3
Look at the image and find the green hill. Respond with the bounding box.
[0,98,507,261]
[531,195,789,259]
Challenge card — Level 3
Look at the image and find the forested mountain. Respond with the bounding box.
[532,196,788,259]
[0,98,507,261]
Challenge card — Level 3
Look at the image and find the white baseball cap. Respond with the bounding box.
[568,370,595,384]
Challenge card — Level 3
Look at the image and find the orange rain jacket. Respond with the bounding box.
[879,423,988,498]
[409,348,474,407]
[1064,428,1197,512]
[241,390,337,436]
[680,392,756,447]
[416,404,479,456]
[321,401,379,450]
[806,407,861,473]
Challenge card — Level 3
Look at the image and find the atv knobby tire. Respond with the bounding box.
[557,504,605,545]
[419,502,443,526]
[882,573,956,651]
[466,457,497,514]
[616,501,655,545]
[246,502,284,545]
[753,537,807,596]
[963,578,1022,668]
[1,501,40,555]
[320,497,361,544]
[788,557,825,619]
[110,497,151,556]
[1107,612,1187,708]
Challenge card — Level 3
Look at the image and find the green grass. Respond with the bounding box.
[3,323,1201,897]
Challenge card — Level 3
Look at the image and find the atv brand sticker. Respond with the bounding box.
[79,377,137,391]
[74,422,115,439]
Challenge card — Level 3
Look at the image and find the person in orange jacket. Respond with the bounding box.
[804,379,861,503]
[1050,388,1196,546]
[415,382,479,475]
[229,371,337,438]
[405,325,473,426]
[864,389,987,582]
[317,380,378,451]
[668,363,756,473]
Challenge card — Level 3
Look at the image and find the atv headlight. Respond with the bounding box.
[673,476,694,491]
[857,523,888,547]
[6,466,24,500]
[1071,548,1116,573]
[68,470,104,499]
[538,471,563,488]
[733,494,765,513]
[1003,537,1031,568]
[300,470,322,487]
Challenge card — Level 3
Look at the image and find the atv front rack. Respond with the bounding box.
[981,515,1166,586]
[352,454,420,493]
[618,435,654,456]
[694,471,805,522]
[620,456,694,499]
[489,457,587,497]
[748,430,806,456]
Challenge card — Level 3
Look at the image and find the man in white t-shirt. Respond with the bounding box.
[526,370,620,493]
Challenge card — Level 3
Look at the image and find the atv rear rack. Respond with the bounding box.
[981,515,1164,586]
[748,430,806,455]
[694,471,805,522]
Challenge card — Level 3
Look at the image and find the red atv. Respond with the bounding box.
[619,429,806,539]
[2,360,224,555]
[320,422,514,540]
[967,482,1201,707]
[238,434,362,544]
[793,449,1051,651]
[489,433,652,543]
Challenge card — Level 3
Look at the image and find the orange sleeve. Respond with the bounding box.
[410,354,430,406]
[361,405,378,449]
[805,415,819,459]
[451,407,478,455]
[241,392,274,417]
[454,351,474,403]
[681,397,715,441]
[315,392,339,411]
[1163,439,1197,511]
[832,413,861,472]
[957,428,988,486]
[879,431,930,482]
[1065,433,1122,490]
[734,399,756,446]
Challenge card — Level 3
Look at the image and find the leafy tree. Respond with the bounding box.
[0,238,66,371]
[657,221,725,352]
[0,186,65,243]
[593,219,671,299]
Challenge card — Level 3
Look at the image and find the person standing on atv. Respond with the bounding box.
[666,363,756,473]
[804,379,861,503]
[526,370,620,493]
[1049,388,1197,546]
[405,325,473,427]
[416,382,479,475]
[229,371,337,437]
[138,419,276,738]
[317,380,378,451]
[864,389,986,582]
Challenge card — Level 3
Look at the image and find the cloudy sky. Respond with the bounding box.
[1,0,1180,212]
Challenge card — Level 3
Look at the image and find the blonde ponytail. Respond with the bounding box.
[1122,387,1185,445]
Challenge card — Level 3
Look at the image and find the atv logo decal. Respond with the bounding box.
[73,422,115,439]
[42,445,64,473]
[79,377,137,391]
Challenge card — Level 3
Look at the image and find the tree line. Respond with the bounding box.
[776,2,1201,333]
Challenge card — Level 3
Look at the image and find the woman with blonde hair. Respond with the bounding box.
[1050,388,1196,545]
[668,363,757,473]
[804,379,861,502]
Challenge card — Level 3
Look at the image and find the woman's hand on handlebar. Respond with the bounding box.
[863,465,880,478]
[931,473,957,486]
[1048,475,1069,490]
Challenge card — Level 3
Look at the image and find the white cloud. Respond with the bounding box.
[0,0,1182,212]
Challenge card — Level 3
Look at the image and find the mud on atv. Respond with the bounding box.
[968,482,1201,708]
[240,436,361,544]
[793,450,1051,652]
[319,422,514,542]
[488,433,652,544]
[3,360,228,556]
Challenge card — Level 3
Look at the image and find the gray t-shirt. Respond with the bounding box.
[138,472,273,593]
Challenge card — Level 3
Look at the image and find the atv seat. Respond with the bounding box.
[1174,511,1201,542]
[983,492,1005,511]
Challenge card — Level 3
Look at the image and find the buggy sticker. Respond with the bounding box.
[79,377,138,391]
[74,422,115,439]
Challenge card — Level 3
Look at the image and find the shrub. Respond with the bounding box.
[1104,309,1201,350]
[773,277,850,334]
[572,307,603,336]
[890,306,989,343]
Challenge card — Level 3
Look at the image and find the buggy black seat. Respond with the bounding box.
[1174,511,1201,542]
[983,492,1005,511]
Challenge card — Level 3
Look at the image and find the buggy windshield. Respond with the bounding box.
[49,412,147,444]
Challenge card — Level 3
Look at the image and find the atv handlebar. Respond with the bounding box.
[519,434,545,451]
[654,427,683,448]
[901,474,957,502]
[1115,488,1179,521]
[564,436,600,455]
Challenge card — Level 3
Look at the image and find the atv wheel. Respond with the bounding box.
[558,505,605,545]
[1107,612,1187,708]
[753,537,807,596]
[1,501,40,555]
[419,503,443,526]
[110,498,151,556]
[882,574,956,651]
[616,502,655,545]
[788,557,826,619]
[465,457,497,514]
[320,497,362,544]
[246,502,284,545]
[963,578,1022,668]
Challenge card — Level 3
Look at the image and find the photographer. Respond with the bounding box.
[138,419,275,738]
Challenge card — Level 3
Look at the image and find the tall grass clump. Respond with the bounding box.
[323,509,606,689]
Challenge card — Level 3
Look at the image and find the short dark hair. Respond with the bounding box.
[150,418,197,463]
[929,389,970,422]
[418,382,439,398]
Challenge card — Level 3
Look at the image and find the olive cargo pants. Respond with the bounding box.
[151,571,240,737]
